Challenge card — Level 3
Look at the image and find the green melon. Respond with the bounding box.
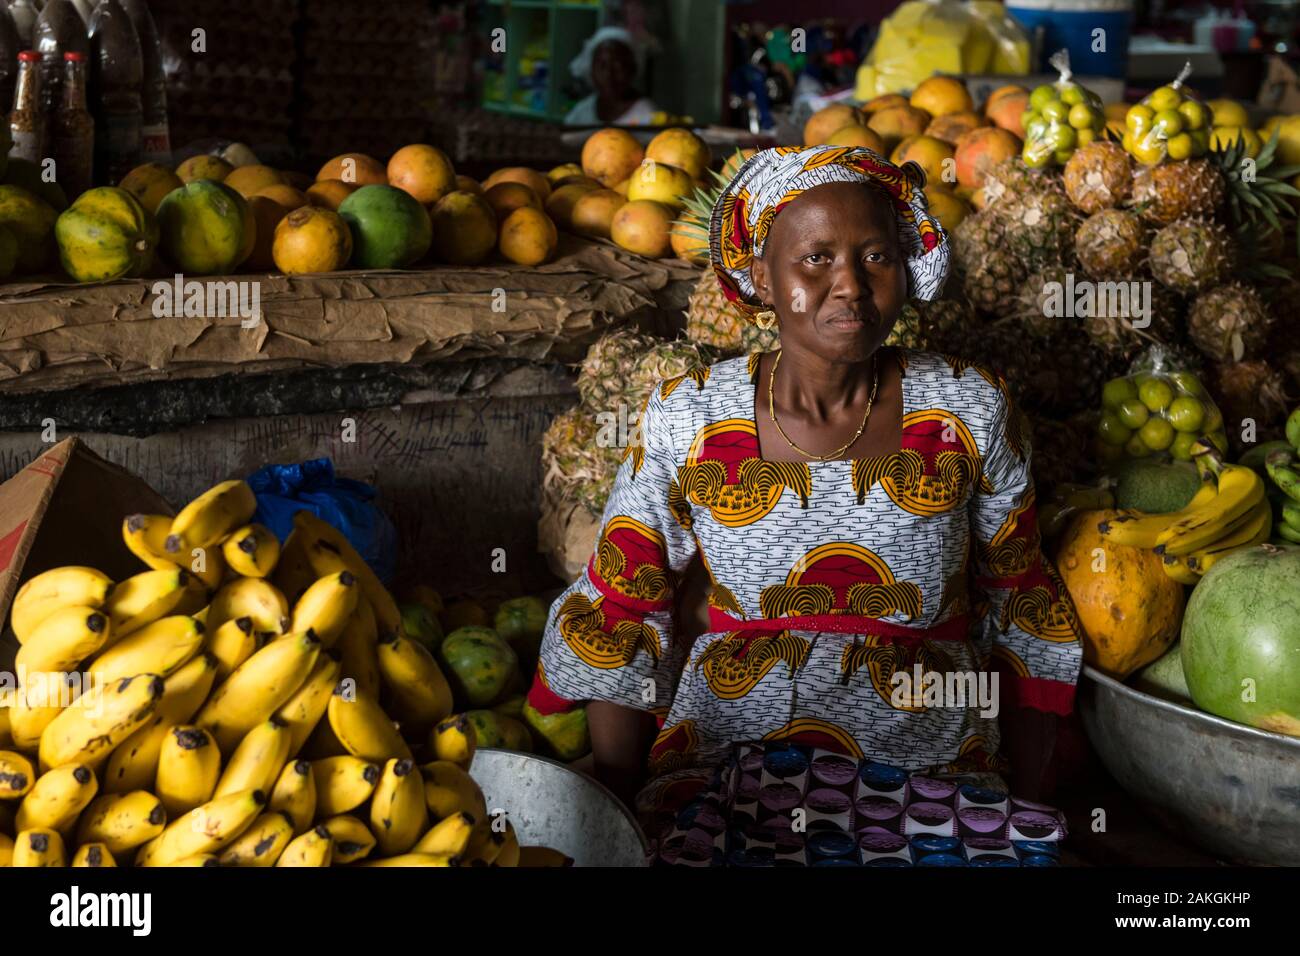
[0,185,58,273]
[1130,642,1191,703]
[1181,544,1300,736]
[439,626,518,707]
[337,184,432,269]
[1113,460,1203,513]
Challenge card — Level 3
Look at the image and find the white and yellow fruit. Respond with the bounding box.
[370,757,428,856]
[156,725,220,817]
[38,672,163,771]
[11,567,114,643]
[165,479,257,554]
[222,523,280,578]
[311,755,379,816]
[15,763,97,831]
[135,788,266,867]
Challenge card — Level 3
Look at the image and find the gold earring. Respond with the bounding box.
[754,308,777,330]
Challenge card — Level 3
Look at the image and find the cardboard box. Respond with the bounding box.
[0,438,173,670]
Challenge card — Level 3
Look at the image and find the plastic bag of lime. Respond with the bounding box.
[1096,346,1226,463]
[1021,49,1106,169]
[1121,61,1213,165]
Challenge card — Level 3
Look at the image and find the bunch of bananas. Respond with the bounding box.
[0,479,572,869]
[1097,441,1270,585]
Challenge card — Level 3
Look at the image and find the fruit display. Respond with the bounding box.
[1019,53,1105,169]
[1122,64,1213,166]
[0,480,578,867]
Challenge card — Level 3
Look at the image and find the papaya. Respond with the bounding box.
[0,224,16,278]
[399,602,444,654]
[439,627,518,707]
[0,185,58,273]
[119,162,183,215]
[464,709,532,752]
[175,154,234,184]
[440,600,488,632]
[3,158,68,211]
[223,164,286,199]
[337,184,431,269]
[156,179,252,275]
[1054,509,1185,678]
[493,596,548,660]
[54,186,158,283]
[522,701,589,761]
[271,205,352,275]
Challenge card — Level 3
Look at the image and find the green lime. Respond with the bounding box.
[1117,398,1150,429]
[1152,108,1185,136]
[1124,433,1152,458]
[1177,99,1208,131]
[1054,148,1075,165]
[1098,411,1133,446]
[1067,102,1095,129]
[1102,376,1138,409]
[1168,371,1205,396]
[1076,127,1097,147]
[1025,117,1049,141]
[1022,145,1052,169]
[1059,83,1085,106]
[1048,124,1077,151]
[1148,86,1182,111]
[1020,108,1040,129]
[1139,417,1176,451]
[1041,100,1070,123]
[1167,395,1206,432]
[1029,84,1058,111]
[1138,377,1175,412]
[1125,104,1154,131]
[1170,430,1198,461]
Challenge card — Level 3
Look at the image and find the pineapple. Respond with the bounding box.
[576,328,658,413]
[1148,219,1232,295]
[960,256,1026,316]
[1186,282,1274,363]
[1063,141,1132,214]
[671,179,719,266]
[980,159,1060,211]
[1032,413,1102,493]
[915,296,977,350]
[996,187,1080,270]
[1130,158,1225,225]
[741,323,780,354]
[950,208,1003,271]
[630,338,713,398]
[685,268,747,351]
[541,405,622,517]
[1211,359,1289,444]
[1081,280,1183,362]
[1013,266,1076,339]
[1074,209,1147,278]
[886,304,925,350]
[950,211,1026,315]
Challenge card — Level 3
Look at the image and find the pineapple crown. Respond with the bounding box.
[1208,128,1300,269]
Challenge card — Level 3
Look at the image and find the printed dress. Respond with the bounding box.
[526,349,1085,866]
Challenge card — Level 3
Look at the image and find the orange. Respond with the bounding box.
[245,194,291,271]
[545,182,600,230]
[581,128,645,188]
[483,167,551,203]
[910,76,973,117]
[430,190,497,265]
[570,189,626,239]
[315,153,386,186]
[484,182,541,221]
[223,164,285,199]
[891,134,955,187]
[387,144,456,205]
[305,179,359,211]
[497,207,558,266]
[253,184,309,210]
[645,128,712,180]
[826,125,886,151]
[272,206,353,274]
[610,199,674,257]
[803,104,863,145]
[867,105,932,151]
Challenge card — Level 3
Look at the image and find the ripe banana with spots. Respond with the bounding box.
[427,714,477,770]
[222,523,281,578]
[276,825,333,867]
[0,750,36,798]
[377,632,453,728]
[11,567,114,644]
[327,688,412,763]
[75,790,166,855]
[104,569,191,638]
[206,616,258,680]
[135,788,267,867]
[320,814,375,863]
[1187,499,1272,575]
[420,760,487,821]
[1096,479,1218,548]
[15,763,97,831]
[207,577,290,635]
[271,527,316,606]
[413,810,475,857]
[38,673,163,771]
[12,828,66,866]
[311,756,379,816]
[370,758,428,856]
[14,606,111,676]
[295,510,402,635]
[215,717,292,798]
[218,811,296,867]
[122,514,177,572]
[459,819,505,866]
[336,598,381,701]
[165,479,257,555]
[87,615,204,684]
[194,629,321,753]
[1155,461,1266,556]
[518,845,574,867]
[1160,552,1201,585]
[363,852,458,867]
[71,843,116,867]
[275,650,342,755]
[269,759,316,833]
[9,674,75,751]
[156,725,220,817]
[291,571,359,647]
[495,819,521,867]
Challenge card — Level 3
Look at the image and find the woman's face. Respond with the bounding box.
[591,40,636,98]
[750,181,907,365]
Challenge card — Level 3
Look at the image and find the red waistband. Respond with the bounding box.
[706,608,974,642]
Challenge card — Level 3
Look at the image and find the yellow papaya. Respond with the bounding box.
[156,180,252,275]
[0,184,57,273]
[119,163,183,215]
[55,186,159,283]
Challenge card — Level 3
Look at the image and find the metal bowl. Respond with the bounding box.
[470,749,649,867]
[1078,664,1300,865]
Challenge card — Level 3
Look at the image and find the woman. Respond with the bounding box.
[527,146,1084,867]
[564,27,658,127]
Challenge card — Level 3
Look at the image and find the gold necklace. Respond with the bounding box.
[767,349,880,461]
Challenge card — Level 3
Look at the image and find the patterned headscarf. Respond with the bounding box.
[708,145,951,322]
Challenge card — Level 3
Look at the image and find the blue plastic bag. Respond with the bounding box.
[246,458,398,585]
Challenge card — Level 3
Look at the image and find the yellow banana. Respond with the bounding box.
[103,569,191,638]
[269,759,316,834]
[363,852,457,867]
[170,853,221,866]
[11,567,114,644]
[427,714,477,770]
[206,616,258,680]
[101,652,220,794]
[459,819,505,866]
[275,824,333,866]
[300,714,348,760]
[296,510,402,635]
[274,650,342,755]
[320,814,375,863]
[9,673,76,751]
[135,788,266,867]
[38,672,162,772]
[495,819,520,867]
[218,811,296,867]
[156,725,220,817]
[1190,500,1273,574]
[194,630,321,754]
[1095,479,1218,549]
[215,717,292,798]
[0,749,36,798]
[518,845,573,867]
[165,479,257,554]
[71,842,117,867]
[87,615,204,684]
[12,828,66,866]
[75,790,166,855]
[327,689,412,763]
[370,758,428,856]
[271,527,316,606]
[419,760,486,821]
[15,606,111,676]
[175,543,226,593]
[1156,464,1267,556]
[311,756,379,816]
[1160,552,1201,585]
[291,571,359,647]
[412,809,474,857]
[15,763,97,831]
[0,708,10,750]
[207,577,290,635]
[0,833,10,865]
[122,514,178,572]
[222,523,281,578]
[337,598,381,700]
[376,632,453,729]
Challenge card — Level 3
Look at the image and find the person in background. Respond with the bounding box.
[564,26,658,126]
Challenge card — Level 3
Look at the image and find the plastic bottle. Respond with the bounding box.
[8,0,38,47]
[0,5,22,111]
[33,0,88,130]
[117,0,166,165]
[9,48,45,164]
[54,50,93,199]
[87,0,141,184]
[71,0,96,25]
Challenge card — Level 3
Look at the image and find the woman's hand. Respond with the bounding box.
[1000,706,1057,801]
